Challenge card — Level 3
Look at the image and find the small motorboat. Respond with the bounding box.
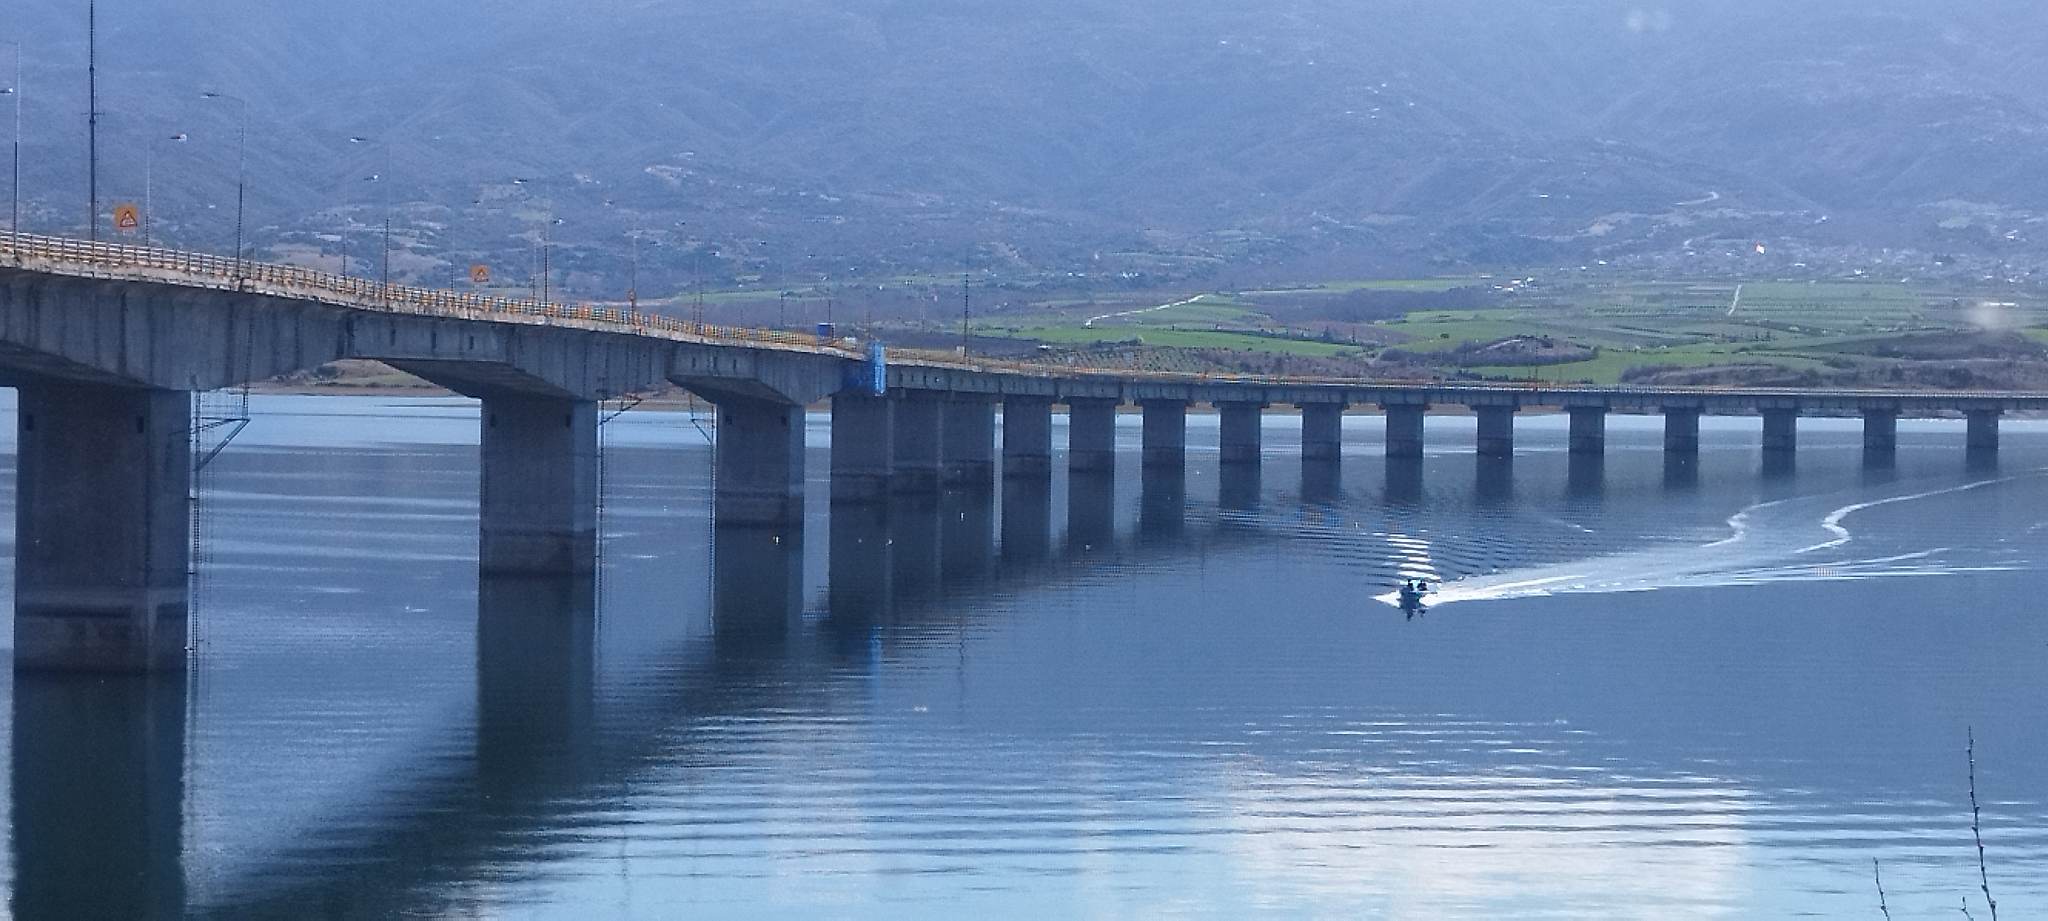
[1397,579,1433,618]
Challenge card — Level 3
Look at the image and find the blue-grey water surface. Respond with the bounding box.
[4,394,2046,919]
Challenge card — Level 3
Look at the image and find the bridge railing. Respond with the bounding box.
[0,230,864,358]
[8,231,2048,402]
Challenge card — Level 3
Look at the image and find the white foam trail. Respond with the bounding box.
[1373,472,2044,611]
[1797,475,2024,554]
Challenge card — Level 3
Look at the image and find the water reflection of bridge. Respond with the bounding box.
[9,461,1306,918]
[15,434,2025,917]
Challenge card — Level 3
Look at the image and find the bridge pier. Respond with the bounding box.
[1568,407,1607,456]
[1141,400,1189,469]
[940,396,996,489]
[1475,405,1516,458]
[830,393,893,503]
[891,392,944,493]
[1067,398,1120,474]
[1002,397,1054,480]
[1384,403,1427,459]
[711,395,807,527]
[15,384,192,673]
[479,396,599,576]
[1218,401,1266,466]
[1967,409,2001,454]
[1762,409,1799,454]
[1663,407,1702,455]
[1301,402,1345,463]
[1862,408,1899,456]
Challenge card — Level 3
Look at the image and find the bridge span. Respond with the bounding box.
[1,231,2040,672]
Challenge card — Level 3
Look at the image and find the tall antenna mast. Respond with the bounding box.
[87,0,98,239]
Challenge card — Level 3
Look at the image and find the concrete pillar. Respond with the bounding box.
[830,393,893,503]
[1384,404,1427,459]
[1762,409,1799,454]
[1967,409,2001,454]
[1862,408,1899,455]
[1664,408,1702,455]
[15,384,191,673]
[479,396,598,576]
[891,392,943,493]
[1002,398,1054,480]
[713,396,806,527]
[1301,403,1345,462]
[1475,405,1516,458]
[1141,400,1189,469]
[940,396,997,489]
[1218,402,1267,466]
[1568,406,1607,456]
[1067,398,1120,474]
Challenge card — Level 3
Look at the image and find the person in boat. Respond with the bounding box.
[1398,579,1426,611]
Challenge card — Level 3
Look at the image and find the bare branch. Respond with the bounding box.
[1969,727,1998,921]
[1875,858,1892,920]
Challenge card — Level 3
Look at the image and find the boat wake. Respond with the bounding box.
[1374,470,2045,610]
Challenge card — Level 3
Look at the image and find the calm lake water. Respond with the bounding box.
[4,394,2045,919]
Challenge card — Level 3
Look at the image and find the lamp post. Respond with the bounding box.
[144,132,187,247]
[2,41,19,233]
[510,177,561,304]
[200,91,248,277]
[349,136,393,292]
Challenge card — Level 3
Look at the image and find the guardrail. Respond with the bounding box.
[6,231,2048,402]
[0,230,864,358]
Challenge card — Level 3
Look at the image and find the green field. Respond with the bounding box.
[888,272,2048,384]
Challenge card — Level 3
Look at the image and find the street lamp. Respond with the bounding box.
[349,136,393,291]
[144,132,187,247]
[510,177,560,304]
[2,41,20,233]
[200,91,248,276]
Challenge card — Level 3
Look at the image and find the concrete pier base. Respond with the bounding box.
[1068,398,1120,474]
[480,396,598,576]
[1301,403,1345,463]
[891,393,943,493]
[1002,398,1054,480]
[1384,404,1427,459]
[1568,407,1607,456]
[1142,400,1188,469]
[1664,408,1702,455]
[1862,409,1899,456]
[941,397,996,489]
[713,396,807,527]
[15,384,192,673]
[1762,409,1799,454]
[1218,402,1266,466]
[830,393,893,503]
[1475,405,1516,458]
[1967,409,2001,454]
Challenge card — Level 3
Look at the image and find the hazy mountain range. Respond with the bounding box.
[9,0,2048,291]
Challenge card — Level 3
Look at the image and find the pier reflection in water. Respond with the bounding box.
[7,400,2048,918]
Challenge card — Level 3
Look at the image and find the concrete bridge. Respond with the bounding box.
[3,230,2041,672]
